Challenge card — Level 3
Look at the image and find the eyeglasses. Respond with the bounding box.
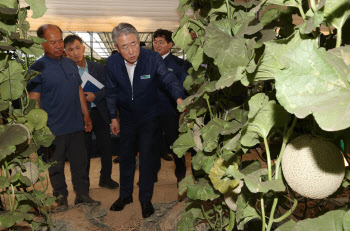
[153,41,167,46]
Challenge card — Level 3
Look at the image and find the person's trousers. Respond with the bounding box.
[47,131,89,197]
[153,115,186,180]
[119,118,157,202]
[84,108,113,181]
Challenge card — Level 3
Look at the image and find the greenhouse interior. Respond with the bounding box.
[1,0,350,230]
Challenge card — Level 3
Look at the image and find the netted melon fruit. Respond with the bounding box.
[12,162,39,185]
[282,134,345,199]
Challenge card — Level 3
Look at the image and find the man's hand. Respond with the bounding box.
[176,98,183,105]
[85,92,96,102]
[84,115,92,132]
[176,98,186,112]
[111,118,120,136]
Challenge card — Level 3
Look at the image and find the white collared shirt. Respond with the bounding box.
[125,60,137,87]
[162,52,170,59]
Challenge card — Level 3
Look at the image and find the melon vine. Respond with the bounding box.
[173,0,350,230]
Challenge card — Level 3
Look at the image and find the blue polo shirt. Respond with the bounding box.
[27,55,84,136]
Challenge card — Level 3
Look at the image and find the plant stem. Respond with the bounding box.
[263,137,272,181]
[188,19,206,31]
[266,197,278,231]
[202,204,215,229]
[265,117,297,230]
[273,198,298,223]
[336,28,342,48]
[297,0,306,20]
[260,194,266,231]
[310,0,317,12]
[205,96,214,120]
[226,0,232,19]
[274,116,297,180]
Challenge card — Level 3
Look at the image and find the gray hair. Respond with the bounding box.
[112,23,139,47]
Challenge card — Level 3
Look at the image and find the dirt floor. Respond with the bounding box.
[43,153,192,231]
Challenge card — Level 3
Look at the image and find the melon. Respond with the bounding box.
[12,162,39,185]
[282,134,345,199]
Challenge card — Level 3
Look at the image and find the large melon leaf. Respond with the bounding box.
[275,34,350,131]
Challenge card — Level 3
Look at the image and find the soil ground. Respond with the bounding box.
[0,153,192,231]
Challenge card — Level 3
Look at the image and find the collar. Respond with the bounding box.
[124,59,138,66]
[162,52,170,59]
[77,59,88,71]
[44,54,64,61]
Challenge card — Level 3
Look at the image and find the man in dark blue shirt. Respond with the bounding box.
[64,34,119,190]
[152,29,190,186]
[105,23,184,218]
[27,24,100,211]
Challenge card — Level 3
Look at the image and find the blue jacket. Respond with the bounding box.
[157,53,190,116]
[86,60,110,124]
[105,48,184,123]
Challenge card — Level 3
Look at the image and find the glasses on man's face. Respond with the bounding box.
[153,41,166,46]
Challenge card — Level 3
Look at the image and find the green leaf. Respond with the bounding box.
[24,0,47,18]
[215,66,246,90]
[200,121,222,152]
[177,204,203,231]
[0,102,9,111]
[244,169,285,193]
[0,211,33,228]
[299,11,325,34]
[21,43,43,58]
[328,45,350,67]
[241,93,289,146]
[223,132,241,151]
[0,145,16,162]
[343,209,350,231]
[265,0,298,7]
[187,178,220,201]
[0,0,17,8]
[226,165,245,180]
[178,175,194,196]
[32,126,54,147]
[209,158,240,194]
[192,151,205,170]
[293,210,345,231]
[172,18,192,50]
[173,131,196,158]
[18,8,30,31]
[252,35,294,82]
[322,0,350,30]
[189,46,204,71]
[25,109,48,130]
[275,34,350,131]
[178,81,209,112]
[260,7,283,26]
[275,219,296,231]
[0,59,23,83]
[0,7,17,15]
[202,156,215,174]
[0,124,29,150]
[241,161,261,175]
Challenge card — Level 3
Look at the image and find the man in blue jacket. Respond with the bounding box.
[152,29,190,185]
[105,23,184,218]
[27,24,100,211]
[64,35,119,190]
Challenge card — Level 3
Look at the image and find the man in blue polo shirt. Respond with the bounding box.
[105,23,184,218]
[27,24,100,211]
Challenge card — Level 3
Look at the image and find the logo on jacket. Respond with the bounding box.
[140,75,151,79]
[168,68,173,72]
